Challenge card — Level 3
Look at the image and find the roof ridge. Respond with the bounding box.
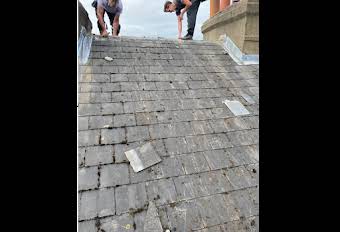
[92,35,218,45]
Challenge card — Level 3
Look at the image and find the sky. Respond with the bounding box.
[79,0,210,40]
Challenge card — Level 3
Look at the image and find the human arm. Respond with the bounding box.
[179,0,192,20]
[177,15,182,39]
[97,6,108,36]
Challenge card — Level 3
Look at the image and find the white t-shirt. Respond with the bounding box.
[97,0,123,15]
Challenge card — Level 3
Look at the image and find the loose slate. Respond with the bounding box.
[104,56,113,62]
[144,201,163,232]
[125,142,162,172]
[223,99,250,116]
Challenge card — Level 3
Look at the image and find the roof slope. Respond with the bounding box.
[78,36,259,232]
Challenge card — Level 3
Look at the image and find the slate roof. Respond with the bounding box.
[78,35,259,232]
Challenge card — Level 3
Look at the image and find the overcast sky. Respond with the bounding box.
[79,0,210,40]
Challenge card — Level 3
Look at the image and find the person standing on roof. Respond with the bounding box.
[92,0,123,37]
[163,0,206,40]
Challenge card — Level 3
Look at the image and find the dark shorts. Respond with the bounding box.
[105,11,118,26]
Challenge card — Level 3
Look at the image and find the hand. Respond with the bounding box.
[101,30,109,37]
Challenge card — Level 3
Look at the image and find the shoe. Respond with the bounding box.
[181,34,193,40]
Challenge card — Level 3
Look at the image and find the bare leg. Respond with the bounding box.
[112,15,120,37]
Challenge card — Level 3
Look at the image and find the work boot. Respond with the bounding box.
[181,34,193,40]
